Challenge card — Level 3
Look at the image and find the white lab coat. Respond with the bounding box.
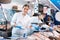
[11,12,31,28]
[11,12,32,37]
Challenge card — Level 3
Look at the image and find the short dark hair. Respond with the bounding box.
[44,5,49,8]
[23,4,29,8]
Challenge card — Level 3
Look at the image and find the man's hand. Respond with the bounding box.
[30,26,32,28]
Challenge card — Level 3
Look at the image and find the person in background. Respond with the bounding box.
[11,4,32,37]
[45,16,53,26]
[43,5,51,16]
[43,12,53,25]
[43,5,49,14]
[51,9,60,25]
[6,5,19,22]
[38,4,43,14]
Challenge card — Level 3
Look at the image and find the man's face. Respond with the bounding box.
[43,7,48,13]
[23,6,29,14]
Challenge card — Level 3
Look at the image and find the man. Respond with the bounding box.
[11,4,32,37]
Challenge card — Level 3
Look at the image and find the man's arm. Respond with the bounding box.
[11,13,18,27]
